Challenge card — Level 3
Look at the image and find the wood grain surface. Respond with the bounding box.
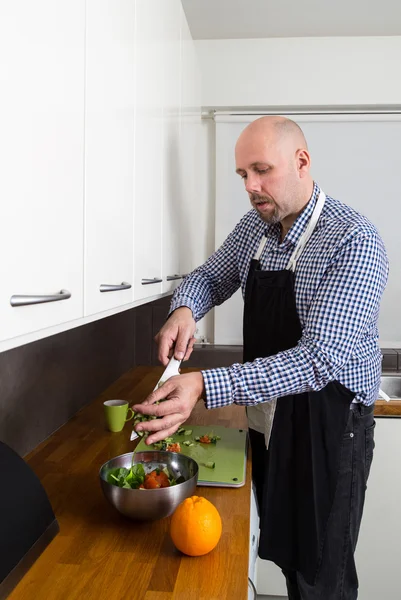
[374,399,401,416]
[8,366,251,600]
[7,365,399,600]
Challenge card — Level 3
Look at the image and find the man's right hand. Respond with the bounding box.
[155,306,196,366]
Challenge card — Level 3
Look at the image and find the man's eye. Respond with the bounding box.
[256,169,268,174]
[241,174,247,179]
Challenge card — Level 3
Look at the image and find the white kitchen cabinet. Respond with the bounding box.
[178,9,202,279]
[249,485,259,586]
[251,491,287,597]
[133,0,164,301]
[84,0,135,316]
[0,0,201,350]
[256,558,287,597]
[0,1,85,341]
[161,0,183,295]
[133,0,201,302]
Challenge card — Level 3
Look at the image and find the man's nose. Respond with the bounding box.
[245,173,261,194]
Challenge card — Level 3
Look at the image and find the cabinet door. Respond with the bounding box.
[84,0,135,316]
[0,1,85,341]
[161,0,182,295]
[178,9,202,279]
[133,0,164,301]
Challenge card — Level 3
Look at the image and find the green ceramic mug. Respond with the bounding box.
[103,399,134,433]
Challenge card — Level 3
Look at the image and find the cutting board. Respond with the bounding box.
[135,425,248,487]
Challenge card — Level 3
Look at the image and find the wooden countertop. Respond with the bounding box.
[9,366,251,600]
[8,366,400,600]
[374,400,401,416]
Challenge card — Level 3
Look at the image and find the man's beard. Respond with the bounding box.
[250,194,280,224]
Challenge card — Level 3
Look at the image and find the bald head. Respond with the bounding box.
[234,116,314,231]
[236,116,308,156]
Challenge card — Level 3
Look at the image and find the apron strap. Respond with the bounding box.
[253,190,326,268]
[254,235,268,261]
[287,190,326,272]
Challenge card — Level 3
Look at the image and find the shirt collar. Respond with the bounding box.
[266,182,321,248]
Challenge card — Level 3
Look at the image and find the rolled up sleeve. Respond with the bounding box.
[202,231,389,409]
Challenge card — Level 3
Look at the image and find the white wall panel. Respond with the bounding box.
[215,114,401,346]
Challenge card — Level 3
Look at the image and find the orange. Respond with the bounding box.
[170,496,222,556]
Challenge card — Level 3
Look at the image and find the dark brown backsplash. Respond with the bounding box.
[0,296,172,458]
[1,293,398,457]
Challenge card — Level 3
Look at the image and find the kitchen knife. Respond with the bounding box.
[130,355,182,441]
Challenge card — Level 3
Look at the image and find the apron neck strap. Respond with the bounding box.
[252,190,326,267]
[254,235,268,261]
[286,190,326,272]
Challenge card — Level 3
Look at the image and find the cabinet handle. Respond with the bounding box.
[141,278,163,285]
[10,289,71,307]
[99,282,132,293]
[166,274,183,281]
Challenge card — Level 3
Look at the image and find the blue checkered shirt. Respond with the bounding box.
[170,183,389,408]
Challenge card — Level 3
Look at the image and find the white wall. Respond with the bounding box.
[193,36,401,344]
[196,36,401,107]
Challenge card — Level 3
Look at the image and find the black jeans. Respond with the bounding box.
[282,402,375,600]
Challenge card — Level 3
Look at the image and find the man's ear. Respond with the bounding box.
[296,148,311,178]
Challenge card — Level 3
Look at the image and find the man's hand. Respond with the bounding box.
[131,372,205,445]
[155,306,196,366]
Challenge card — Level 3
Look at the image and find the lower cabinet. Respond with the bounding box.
[256,559,287,597]
[248,485,260,600]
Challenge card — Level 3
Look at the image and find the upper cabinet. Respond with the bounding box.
[161,0,183,295]
[178,7,202,278]
[0,0,201,347]
[84,0,135,316]
[134,0,200,301]
[133,0,165,301]
[0,1,85,341]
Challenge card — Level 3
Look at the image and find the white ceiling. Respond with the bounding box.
[181,0,401,39]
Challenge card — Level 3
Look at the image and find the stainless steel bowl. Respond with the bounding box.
[99,450,199,521]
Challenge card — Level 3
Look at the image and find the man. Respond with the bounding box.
[132,116,388,599]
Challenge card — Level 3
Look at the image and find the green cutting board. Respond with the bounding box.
[135,425,248,487]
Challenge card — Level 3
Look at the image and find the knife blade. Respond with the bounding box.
[130,355,182,441]
[152,355,182,391]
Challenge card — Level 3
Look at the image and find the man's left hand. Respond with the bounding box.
[131,372,205,445]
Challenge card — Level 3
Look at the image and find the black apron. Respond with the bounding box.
[244,210,354,585]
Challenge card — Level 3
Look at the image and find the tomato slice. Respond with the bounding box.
[199,435,211,444]
[144,474,161,489]
[166,443,181,453]
[153,471,170,488]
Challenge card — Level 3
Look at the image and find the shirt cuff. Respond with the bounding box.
[201,367,234,409]
[169,293,199,320]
